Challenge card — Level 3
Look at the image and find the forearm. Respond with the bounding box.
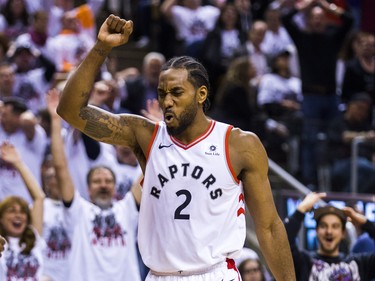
[50,116,75,202]
[13,161,45,202]
[160,0,176,17]
[257,218,296,280]
[362,220,375,240]
[57,40,112,128]
[13,161,45,235]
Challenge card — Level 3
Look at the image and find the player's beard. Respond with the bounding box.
[167,97,198,136]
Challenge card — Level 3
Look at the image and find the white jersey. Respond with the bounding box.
[138,120,246,273]
[65,191,141,281]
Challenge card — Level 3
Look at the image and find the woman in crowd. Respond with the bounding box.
[0,142,45,280]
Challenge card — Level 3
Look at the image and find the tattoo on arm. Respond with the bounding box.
[79,108,123,139]
[81,91,90,98]
[93,47,108,57]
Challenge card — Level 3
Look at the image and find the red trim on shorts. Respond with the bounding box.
[146,122,159,161]
[225,125,240,184]
[170,120,215,149]
[226,258,241,281]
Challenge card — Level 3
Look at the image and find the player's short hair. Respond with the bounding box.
[161,56,211,113]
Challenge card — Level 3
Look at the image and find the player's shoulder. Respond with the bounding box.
[228,126,262,149]
[226,126,267,174]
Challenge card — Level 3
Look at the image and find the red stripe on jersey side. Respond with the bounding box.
[146,122,160,161]
[237,207,245,217]
[171,120,216,150]
[226,258,241,281]
[225,125,240,184]
[239,193,244,203]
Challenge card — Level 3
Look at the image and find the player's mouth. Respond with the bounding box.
[164,112,175,124]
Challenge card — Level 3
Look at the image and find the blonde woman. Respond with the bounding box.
[0,142,45,280]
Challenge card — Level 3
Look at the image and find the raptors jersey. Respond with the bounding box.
[138,120,246,273]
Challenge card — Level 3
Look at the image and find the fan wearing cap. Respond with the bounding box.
[284,192,375,280]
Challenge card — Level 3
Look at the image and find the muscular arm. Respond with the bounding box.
[230,129,296,281]
[56,15,154,165]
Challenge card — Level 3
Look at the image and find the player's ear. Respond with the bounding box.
[197,86,208,105]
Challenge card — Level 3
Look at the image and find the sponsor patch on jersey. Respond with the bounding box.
[204,144,220,156]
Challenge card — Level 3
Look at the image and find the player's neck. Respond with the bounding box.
[172,115,211,145]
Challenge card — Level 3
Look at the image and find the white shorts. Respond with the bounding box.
[146,259,242,281]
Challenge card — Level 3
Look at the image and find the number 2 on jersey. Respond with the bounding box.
[174,189,191,220]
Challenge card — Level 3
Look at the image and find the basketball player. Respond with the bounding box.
[57,14,296,281]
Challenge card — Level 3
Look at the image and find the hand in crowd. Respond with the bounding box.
[46,88,61,119]
[19,110,37,128]
[0,142,22,166]
[297,192,327,213]
[141,99,163,122]
[97,14,134,48]
[342,206,368,228]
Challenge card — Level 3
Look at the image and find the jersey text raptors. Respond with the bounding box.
[138,120,246,273]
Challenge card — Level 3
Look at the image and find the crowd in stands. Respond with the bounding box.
[0,0,374,280]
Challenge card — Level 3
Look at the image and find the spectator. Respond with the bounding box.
[45,11,95,73]
[0,0,30,41]
[234,0,252,33]
[0,62,15,99]
[121,51,165,115]
[39,90,73,281]
[238,257,267,281]
[262,1,299,77]
[326,92,375,193]
[0,142,46,280]
[257,49,302,171]
[350,205,375,255]
[48,88,143,281]
[201,2,247,103]
[210,55,260,132]
[110,145,142,201]
[0,97,47,204]
[281,0,354,187]
[160,0,220,57]
[342,31,375,107]
[237,20,269,84]
[284,191,375,280]
[6,39,56,113]
[47,0,99,39]
[15,10,49,55]
[40,161,72,281]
